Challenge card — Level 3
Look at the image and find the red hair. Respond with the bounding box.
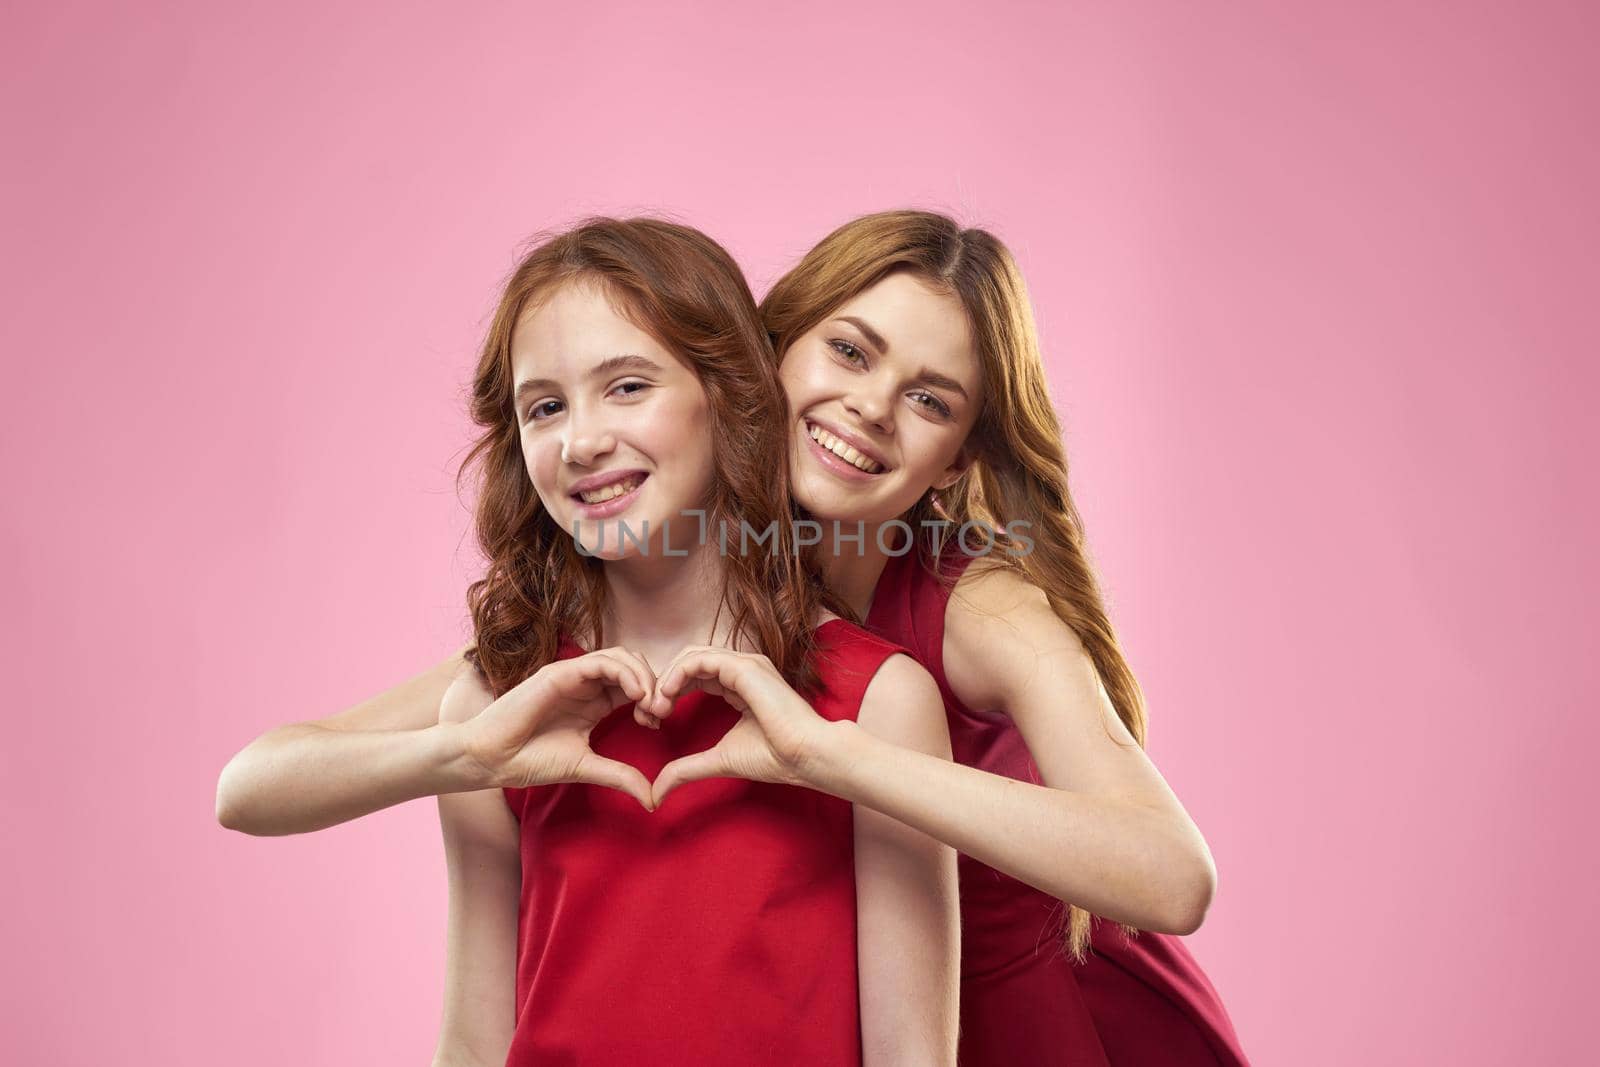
[459,217,834,697]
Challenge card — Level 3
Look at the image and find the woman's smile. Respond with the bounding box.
[801,418,890,482]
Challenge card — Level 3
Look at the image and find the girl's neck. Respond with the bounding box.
[598,537,731,672]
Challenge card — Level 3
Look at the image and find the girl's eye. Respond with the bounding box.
[828,339,866,365]
[910,391,952,417]
[527,399,563,422]
[611,380,650,398]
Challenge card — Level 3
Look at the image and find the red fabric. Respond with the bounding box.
[865,547,1249,1066]
[500,620,909,1066]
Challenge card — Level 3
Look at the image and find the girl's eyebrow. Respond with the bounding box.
[515,354,663,404]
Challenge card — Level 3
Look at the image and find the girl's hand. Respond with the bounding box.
[460,648,657,810]
[648,645,836,808]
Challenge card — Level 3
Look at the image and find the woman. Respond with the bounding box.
[697,210,1246,1065]
[218,211,1243,1064]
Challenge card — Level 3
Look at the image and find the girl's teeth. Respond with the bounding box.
[579,476,644,504]
[808,423,883,474]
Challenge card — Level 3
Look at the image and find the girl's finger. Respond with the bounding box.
[586,649,649,704]
[650,644,714,718]
[599,646,657,704]
[651,745,732,808]
[574,753,655,811]
[659,649,745,703]
[565,656,648,713]
[557,657,632,709]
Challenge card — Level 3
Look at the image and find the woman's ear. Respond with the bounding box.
[932,447,975,492]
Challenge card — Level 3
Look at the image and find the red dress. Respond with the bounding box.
[500,619,910,1066]
[865,547,1249,1066]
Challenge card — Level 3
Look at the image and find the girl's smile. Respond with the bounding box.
[569,469,650,519]
[511,279,714,560]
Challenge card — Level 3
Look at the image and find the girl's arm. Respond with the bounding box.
[431,663,521,1067]
[813,564,1216,934]
[852,655,960,1067]
[215,644,487,836]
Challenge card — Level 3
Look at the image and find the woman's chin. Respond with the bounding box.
[795,481,915,529]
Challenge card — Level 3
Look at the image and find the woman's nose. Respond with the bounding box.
[844,385,895,433]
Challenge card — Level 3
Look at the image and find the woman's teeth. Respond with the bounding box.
[807,422,884,474]
[577,474,645,504]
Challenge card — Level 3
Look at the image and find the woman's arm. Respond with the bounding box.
[215,644,485,836]
[851,655,959,1067]
[812,565,1216,934]
[431,664,521,1067]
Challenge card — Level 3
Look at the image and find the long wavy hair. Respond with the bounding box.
[761,208,1146,960]
[459,217,830,698]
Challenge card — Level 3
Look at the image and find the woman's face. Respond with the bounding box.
[510,278,714,560]
[779,270,983,526]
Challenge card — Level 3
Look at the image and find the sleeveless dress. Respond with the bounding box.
[499,618,912,1066]
[865,547,1250,1066]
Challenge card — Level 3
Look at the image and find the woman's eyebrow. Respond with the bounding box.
[835,315,890,353]
[919,370,969,401]
[515,354,663,403]
[833,316,970,401]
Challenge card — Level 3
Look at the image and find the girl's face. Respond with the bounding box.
[779,271,983,526]
[511,279,714,560]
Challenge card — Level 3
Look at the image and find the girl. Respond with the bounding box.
[249,217,961,1064]
[218,211,1243,1065]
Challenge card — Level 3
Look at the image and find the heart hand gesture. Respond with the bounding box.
[460,647,659,810]
[648,645,836,808]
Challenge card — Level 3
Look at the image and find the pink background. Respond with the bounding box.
[4,2,1595,1063]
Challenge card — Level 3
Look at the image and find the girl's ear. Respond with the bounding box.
[932,447,975,492]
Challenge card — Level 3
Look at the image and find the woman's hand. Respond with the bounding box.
[458,648,658,810]
[648,645,838,807]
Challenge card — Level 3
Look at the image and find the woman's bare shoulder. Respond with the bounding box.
[945,561,1086,710]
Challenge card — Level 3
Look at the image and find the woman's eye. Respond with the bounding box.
[828,339,866,365]
[910,391,952,417]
